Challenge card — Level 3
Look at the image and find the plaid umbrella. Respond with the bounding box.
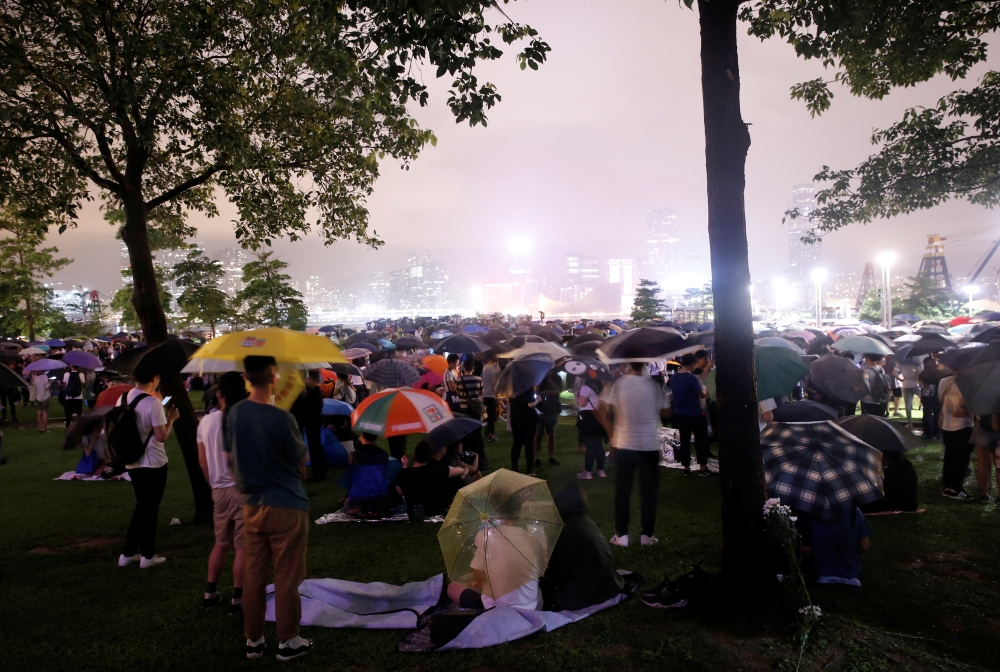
[761,421,884,520]
[342,347,372,360]
[364,359,421,388]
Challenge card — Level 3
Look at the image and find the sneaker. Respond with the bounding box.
[203,592,221,609]
[610,534,629,547]
[139,555,167,569]
[681,467,692,476]
[979,494,993,504]
[229,601,244,616]
[597,470,607,478]
[641,535,659,546]
[642,591,688,609]
[486,436,498,443]
[246,637,265,659]
[527,470,537,477]
[577,471,593,480]
[943,488,972,500]
[534,458,542,468]
[697,468,716,477]
[118,553,140,568]
[276,636,314,662]
[548,457,560,466]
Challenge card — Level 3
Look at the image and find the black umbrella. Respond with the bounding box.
[570,340,603,357]
[955,343,1000,415]
[433,334,491,354]
[0,364,29,390]
[534,329,561,343]
[915,326,949,335]
[494,352,554,397]
[937,344,989,372]
[771,400,839,422]
[805,335,835,356]
[808,354,868,403]
[568,332,603,348]
[318,325,337,333]
[326,362,363,378]
[393,336,425,350]
[62,406,115,451]
[483,330,508,344]
[107,339,200,377]
[837,414,922,453]
[508,334,544,349]
[345,332,378,346]
[971,325,1000,344]
[979,312,1000,322]
[680,321,700,332]
[897,334,953,358]
[426,416,483,449]
[364,359,421,387]
[597,327,692,362]
[354,341,379,353]
[555,355,612,381]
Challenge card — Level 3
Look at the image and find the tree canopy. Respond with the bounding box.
[630,278,667,325]
[236,252,308,330]
[741,1,1000,233]
[171,249,232,337]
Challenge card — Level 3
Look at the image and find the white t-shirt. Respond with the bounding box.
[62,371,85,400]
[758,398,777,432]
[196,411,234,489]
[939,376,974,432]
[895,362,922,389]
[578,383,600,411]
[470,525,544,610]
[33,373,51,401]
[601,374,671,451]
[124,388,169,469]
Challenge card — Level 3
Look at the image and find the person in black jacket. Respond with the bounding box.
[860,450,919,513]
[290,370,328,481]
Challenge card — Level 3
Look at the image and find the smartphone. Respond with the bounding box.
[161,396,173,407]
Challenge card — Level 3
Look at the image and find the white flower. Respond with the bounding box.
[798,605,822,619]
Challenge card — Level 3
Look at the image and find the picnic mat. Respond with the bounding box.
[658,427,720,473]
[315,508,444,525]
[54,471,131,482]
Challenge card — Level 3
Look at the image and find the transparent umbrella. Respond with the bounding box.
[438,469,563,600]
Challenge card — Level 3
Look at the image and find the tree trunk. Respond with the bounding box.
[698,0,768,582]
[120,194,213,524]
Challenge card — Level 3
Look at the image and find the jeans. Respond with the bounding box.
[306,422,328,477]
[484,398,497,436]
[902,387,919,421]
[861,402,888,417]
[243,505,308,643]
[582,433,605,472]
[922,396,941,439]
[614,449,659,537]
[387,435,407,460]
[123,465,168,559]
[63,398,83,427]
[673,413,709,467]
[941,427,974,492]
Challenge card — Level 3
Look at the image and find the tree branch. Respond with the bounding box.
[145,164,228,211]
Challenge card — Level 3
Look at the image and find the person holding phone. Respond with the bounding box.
[117,358,179,570]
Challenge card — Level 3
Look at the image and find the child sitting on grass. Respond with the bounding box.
[75,421,107,476]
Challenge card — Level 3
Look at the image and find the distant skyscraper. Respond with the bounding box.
[787,184,822,281]
[216,248,250,297]
[579,257,601,287]
[606,258,634,289]
[644,209,679,283]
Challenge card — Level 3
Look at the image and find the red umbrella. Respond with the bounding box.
[950,316,972,327]
[95,384,137,408]
[318,369,337,382]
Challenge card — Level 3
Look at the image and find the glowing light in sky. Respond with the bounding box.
[507,236,533,256]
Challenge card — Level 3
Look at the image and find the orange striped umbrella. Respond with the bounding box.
[350,388,453,437]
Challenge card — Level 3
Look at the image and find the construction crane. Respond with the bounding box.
[966,237,1000,285]
[916,234,952,290]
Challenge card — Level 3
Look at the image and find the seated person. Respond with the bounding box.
[340,433,392,515]
[799,507,871,587]
[540,482,624,611]
[76,422,107,475]
[446,518,544,611]
[327,416,357,454]
[860,450,919,513]
[395,440,470,518]
[445,440,482,485]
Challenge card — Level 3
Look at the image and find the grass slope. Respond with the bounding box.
[1,414,998,671]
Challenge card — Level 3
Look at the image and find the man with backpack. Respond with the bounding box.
[61,364,86,428]
[861,354,892,417]
[115,358,179,570]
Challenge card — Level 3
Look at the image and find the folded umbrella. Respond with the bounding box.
[771,400,838,422]
[808,355,868,403]
[597,327,693,363]
[955,343,1000,415]
[24,358,67,373]
[61,350,102,370]
[831,335,893,356]
[494,353,555,397]
[761,421,884,520]
[365,359,422,388]
[321,398,354,416]
[433,334,491,354]
[427,416,484,449]
[837,414,922,453]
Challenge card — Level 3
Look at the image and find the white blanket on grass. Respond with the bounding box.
[54,470,130,481]
[263,574,626,649]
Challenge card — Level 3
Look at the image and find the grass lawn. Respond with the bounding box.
[1,413,998,672]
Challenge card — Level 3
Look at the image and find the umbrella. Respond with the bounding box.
[555,355,612,381]
[109,339,201,377]
[20,347,47,356]
[971,325,1000,344]
[364,359,422,388]
[394,336,425,350]
[501,341,570,360]
[569,340,603,357]
[462,324,490,334]
[378,339,396,349]
[342,347,373,360]
[761,421,884,520]
[62,406,115,451]
[964,298,1000,312]
[895,335,954,360]
[534,329,561,342]
[190,328,347,367]
[430,330,454,340]
[353,342,380,354]
[427,416,484,449]
[771,401,839,422]
[95,383,135,408]
[805,335,834,356]
[937,344,989,372]
[438,469,563,601]
[61,350,102,370]
[837,415,922,453]
[494,353,555,397]
[568,332,603,348]
[45,338,66,347]
[321,398,354,416]
[950,316,972,327]
[597,327,693,363]
[434,334,491,354]
[831,335,893,356]
[0,365,29,390]
[351,388,453,437]
[483,330,508,344]
[755,346,811,400]
[757,336,805,354]
[893,314,920,322]
[955,343,1000,415]
[327,362,363,378]
[808,355,868,403]
[508,335,545,349]
[24,358,67,373]
[415,368,444,389]
[318,325,338,333]
[784,330,816,343]
[980,312,1000,322]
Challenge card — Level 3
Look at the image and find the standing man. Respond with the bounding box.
[225,356,313,662]
[481,353,500,443]
[860,354,891,417]
[668,353,711,476]
[31,367,51,433]
[197,372,249,614]
[894,356,922,428]
[2,362,21,423]
[597,363,671,547]
[61,364,86,428]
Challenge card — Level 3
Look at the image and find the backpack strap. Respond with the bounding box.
[121,392,156,451]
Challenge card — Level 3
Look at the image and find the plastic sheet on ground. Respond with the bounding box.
[657,427,720,473]
[54,470,131,482]
[315,508,444,524]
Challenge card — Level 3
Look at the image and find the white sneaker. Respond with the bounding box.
[139,555,167,569]
[596,470,607,478]
[276,635,314,661]
[610,534,629,547]
[118,553,140,568]
[577,471,592,480]
[641,535,659,546]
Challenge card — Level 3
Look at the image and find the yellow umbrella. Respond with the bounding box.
[438,469,563,600]
[189,327,347,365]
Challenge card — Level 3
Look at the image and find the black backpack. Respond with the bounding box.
[64,372,83,398]
[105,393,154,464]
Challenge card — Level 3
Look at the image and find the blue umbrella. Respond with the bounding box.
[493,353,554,397]
[24,358,67,373]
[430,330,453,340]
[462,324,489,333]
[45,339,65,347]
[378,339,396,349]
[893,314,920,322]
[321,398,354,416]
[62,350,102,370]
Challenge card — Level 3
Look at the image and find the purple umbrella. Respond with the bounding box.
[24,358,67,373]
[62,350,102,370]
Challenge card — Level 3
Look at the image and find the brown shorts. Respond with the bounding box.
[35,397,51,412]
[212,486,245,548]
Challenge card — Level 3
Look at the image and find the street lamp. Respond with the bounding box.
[962,284,978,317]
[876,248,896,329]
[811,268,827,328]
